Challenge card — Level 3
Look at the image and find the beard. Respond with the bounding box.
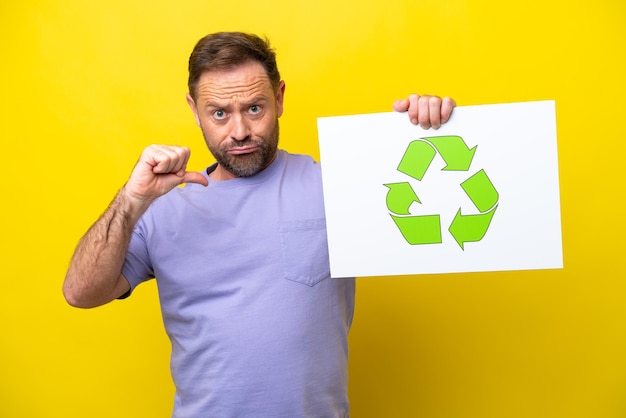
[203,119,280,178]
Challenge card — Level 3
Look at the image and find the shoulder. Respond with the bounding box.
[276,151,324,199]
[281,150,321,173]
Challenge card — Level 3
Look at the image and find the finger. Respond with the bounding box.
[146,145,178,174]
[418,95,431,129]
[408,94,419,125]
[171,146,192,176]
[151,145,189,175]
[392,98,410,112]
[161,145,189,175]
[428,96,442,129]
[441,97,456,124]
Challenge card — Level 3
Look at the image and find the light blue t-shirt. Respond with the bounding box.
[123,150,355,418]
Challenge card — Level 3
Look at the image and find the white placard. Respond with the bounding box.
[317,100,563,278]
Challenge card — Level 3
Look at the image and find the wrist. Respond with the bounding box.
[117,185,153,222]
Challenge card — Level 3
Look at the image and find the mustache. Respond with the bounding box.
[226,138,262,149]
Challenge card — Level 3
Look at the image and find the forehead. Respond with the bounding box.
[195,61,274,103]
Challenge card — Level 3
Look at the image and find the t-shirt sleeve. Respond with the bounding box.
[121,219,154,296]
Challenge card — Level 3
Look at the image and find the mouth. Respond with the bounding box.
[227,145,260,155]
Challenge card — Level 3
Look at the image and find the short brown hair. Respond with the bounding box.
[187,32,281,100]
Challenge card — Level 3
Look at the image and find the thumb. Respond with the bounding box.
[181,171,209,187]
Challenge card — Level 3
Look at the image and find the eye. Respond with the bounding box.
[249,105,261,114]
[213,109,227,120]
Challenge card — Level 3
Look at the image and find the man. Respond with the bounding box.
[63,32,455,417]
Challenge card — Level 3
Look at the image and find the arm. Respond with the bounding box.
[63,145,208,308]
[393,94,456,129]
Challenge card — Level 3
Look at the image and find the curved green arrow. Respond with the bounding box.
[427,135,477,171]
[390,214,442,245]
[386,135,497,250]
[460,169,498,212]
[448,205,497,250]
[384,182,421,215]
[397,140,436,181]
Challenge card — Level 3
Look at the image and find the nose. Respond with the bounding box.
[230,113,251,142]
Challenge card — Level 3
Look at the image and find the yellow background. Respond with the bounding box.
[1,1,625,417]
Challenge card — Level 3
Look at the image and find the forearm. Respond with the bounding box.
[63,187,150,308]
[63,144,207,308]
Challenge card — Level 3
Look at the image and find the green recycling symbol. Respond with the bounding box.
[384,135,499,250]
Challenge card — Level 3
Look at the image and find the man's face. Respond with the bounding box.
[187,61,285,180]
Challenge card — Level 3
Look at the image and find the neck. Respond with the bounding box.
[208,165,238,181]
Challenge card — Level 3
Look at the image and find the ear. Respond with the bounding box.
[186,93,201,126]
[275,80,286,118]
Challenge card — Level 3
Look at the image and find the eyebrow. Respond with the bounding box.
[203,95,270,110]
